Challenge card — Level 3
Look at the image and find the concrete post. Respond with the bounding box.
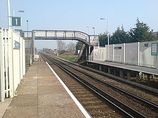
[127,71,131,80]
[120,69,123,78]
[99,65,102,71]
[136,72,140,82]
[108,67,111,74]
[113,68,116,76]
[147,74,150,86]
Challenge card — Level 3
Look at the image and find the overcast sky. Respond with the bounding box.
[0,0,158,49]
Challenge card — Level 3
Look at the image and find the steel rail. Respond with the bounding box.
[49,53,158,96]
[44,53,158,110]
[42,54,146,118]
[62,60,158,110]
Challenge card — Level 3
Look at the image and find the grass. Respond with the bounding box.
[57,56,76,61]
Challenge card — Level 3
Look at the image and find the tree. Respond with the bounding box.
[111,26,129,44]
[76,41,83,50]
[67,42,75,51]
[129,18,155,42]
[99,18,156,45]
[99,33,108,46]
[57,40,66,51]
[57,40,67,55]
[75,41,83,54]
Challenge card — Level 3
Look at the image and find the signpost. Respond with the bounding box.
[11,17,21,27]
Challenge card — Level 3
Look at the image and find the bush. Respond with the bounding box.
[58,50,66,55]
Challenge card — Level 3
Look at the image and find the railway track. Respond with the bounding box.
[41,53,158,118]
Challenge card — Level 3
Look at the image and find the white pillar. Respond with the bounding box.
[0,28,5,102]
[4,29,9,98]
[8,29,14,97]
[123,43,125,63]
[22,40,26,75]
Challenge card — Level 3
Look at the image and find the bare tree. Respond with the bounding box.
[57,40,66,50]
[67,42,75,51]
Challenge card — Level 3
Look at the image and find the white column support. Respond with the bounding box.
[19,37,22,81]
[4,29,9,98]
[22,40,26,75]
[8,29,14,97]
[0,28,5,102]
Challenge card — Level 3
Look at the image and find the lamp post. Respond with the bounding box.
[92,27,99,48]
[92,27,95,35]
[26,20,28,37]
[13,10,25,16]
[7,0,11,29]
[86,26,89,34]
[100,18,110,60]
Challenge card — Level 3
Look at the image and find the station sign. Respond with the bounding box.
[11,17,21,27]
[151,43,158,55]
[13,40,20,49]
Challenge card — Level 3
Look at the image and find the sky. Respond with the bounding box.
[0,0,158,49]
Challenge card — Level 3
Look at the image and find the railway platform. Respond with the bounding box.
[86,60,158,83]
[87,60,158,75]
[1,59,87,118]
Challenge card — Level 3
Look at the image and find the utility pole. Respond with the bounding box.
[7,0,11,29]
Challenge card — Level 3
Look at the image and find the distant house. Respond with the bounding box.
[53,49,58,54]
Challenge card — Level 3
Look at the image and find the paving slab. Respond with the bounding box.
[0,99,11,118]
[4,106,38,118]
[2,60,86,118]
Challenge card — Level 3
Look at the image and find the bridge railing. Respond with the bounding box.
[22,30,99,46]
[32,30,90,45]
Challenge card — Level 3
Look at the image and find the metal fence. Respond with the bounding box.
[91,41,158,68]
[0,28,26,102]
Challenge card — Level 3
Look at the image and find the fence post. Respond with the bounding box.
[137,42,140,66]
[0,28,5,102]
[123,43,125,63]
[8,29,14,98]
[22,40,26,76]
[4,29,9,98]
[112,44,114,61]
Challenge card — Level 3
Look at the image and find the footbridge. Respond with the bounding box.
[30,30,98,45]
[23,30,99,61]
